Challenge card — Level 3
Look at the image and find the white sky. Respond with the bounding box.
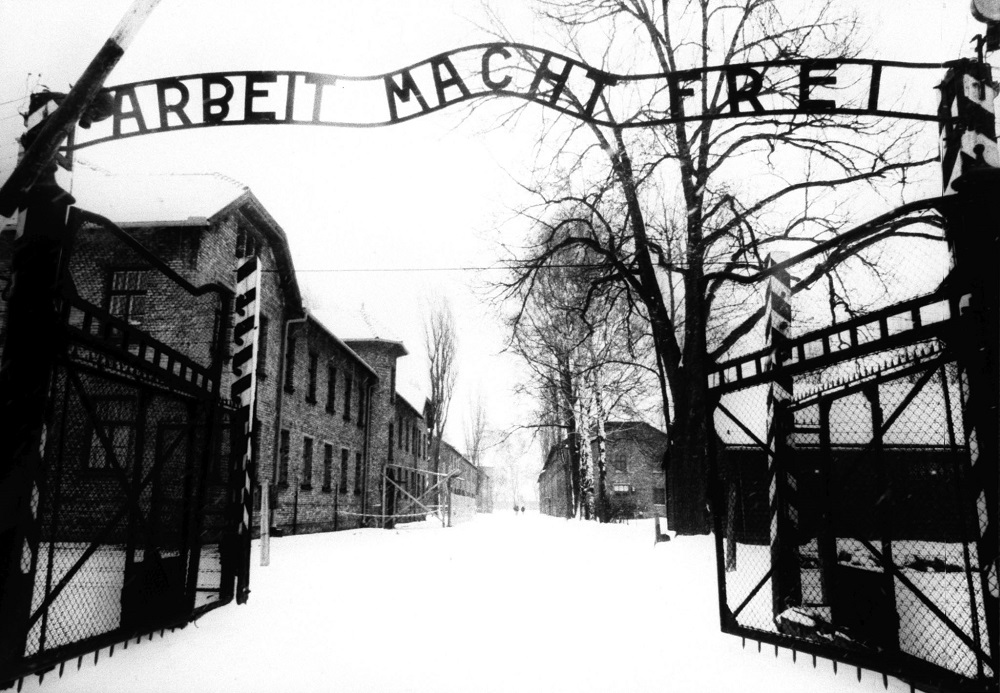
[0,0,991,471]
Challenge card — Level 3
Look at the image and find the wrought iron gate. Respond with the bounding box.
[0,206,246,688]
[706,185,998,692]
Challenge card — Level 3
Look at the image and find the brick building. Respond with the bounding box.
[274,314,377,534]
[538,421,669,520]
[0,173,494,537]
[438,440,480,524]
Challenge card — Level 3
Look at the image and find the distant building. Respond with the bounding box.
[538,421,669,520]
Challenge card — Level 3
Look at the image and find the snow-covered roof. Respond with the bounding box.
[68,171,250,225]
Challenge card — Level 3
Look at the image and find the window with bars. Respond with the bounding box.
[278,429,290,486]
[612,454,627,472]
[339,448,349,494]
[353,452,363,496]
[301,437,313,489]
[357,384,366,427]
[108,269,148,326]
[306,352,318,403]
[326,365,337,413]
[86,397,136,472]
[284,338,296,393]
[343,374,352,421]
[322,444,333,492]
[257,316,269,378]
[388,423,394,462]
[235,225,257,258]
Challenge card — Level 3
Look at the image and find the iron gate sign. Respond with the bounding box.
[66,45,949,149]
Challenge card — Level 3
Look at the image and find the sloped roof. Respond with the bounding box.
[69,171,250,225]
[305,312,378,380]
[395,391,424,420]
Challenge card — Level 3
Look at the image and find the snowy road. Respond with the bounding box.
[20,514,914,693]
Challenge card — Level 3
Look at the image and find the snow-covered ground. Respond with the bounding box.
[19,514,917,693]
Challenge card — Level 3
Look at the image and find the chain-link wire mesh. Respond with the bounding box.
[2,214,242,688]
[708,217,995,691]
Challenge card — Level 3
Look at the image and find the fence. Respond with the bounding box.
[0,207,246,689]
[706,184,997,692]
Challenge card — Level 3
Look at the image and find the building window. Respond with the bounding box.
[653,487,666,505]
[278,429,290,486]
[284,337,296,393]
[86,397,135,471]
[326,365,337,413]
[323,443,333,492]
[405,421,410,453]
[339,448,349,494]
[612,454,627,472]
[306,352,318,403]
[357,385,366,427]
[388,424,394,462]
[353,452,363,496]
[390,366,396,403]
[257,316,269,378]
[301,437,313,489]
[236,225,257,258]
[613,484,632,494]
[343,374,352,421]
[397,416,403,450]
[108,269,148,326]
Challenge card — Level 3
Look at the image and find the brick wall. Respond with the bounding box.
[272,317,373,533]
[344,340,407,524]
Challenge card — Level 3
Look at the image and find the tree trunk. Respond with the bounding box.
[593,369,609,522]
[577,382,595,520]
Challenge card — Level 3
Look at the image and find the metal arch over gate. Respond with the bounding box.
[1,4,998,692]
[64,53,950,149]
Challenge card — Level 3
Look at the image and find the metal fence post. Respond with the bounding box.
[939,57,1000,678]
[945,169,1000,676]
[260,480,270,567]
[0,187,74,678]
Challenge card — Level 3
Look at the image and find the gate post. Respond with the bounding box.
[0,183,74,677]
[763,252,802,621]
[945,168,1000,674]
[231,255,260,604]
[939,57,1000,676]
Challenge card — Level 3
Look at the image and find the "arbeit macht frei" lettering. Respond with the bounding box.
[70,44,945,149]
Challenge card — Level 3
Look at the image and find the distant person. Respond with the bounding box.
[520,505,525,514]
[513,503,519,515]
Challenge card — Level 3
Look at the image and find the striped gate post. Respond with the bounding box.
[939,57,1000,674]
[231,255,261,604]
[764,252,802,620]
[939,58,999,195]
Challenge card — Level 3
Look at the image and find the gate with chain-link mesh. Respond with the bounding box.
[0,207,246,689]
[706,190,997,692]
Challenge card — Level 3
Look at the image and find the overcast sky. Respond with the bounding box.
[0,0,991,473]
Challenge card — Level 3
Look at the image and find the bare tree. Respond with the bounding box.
[483,0,937,533]
[425,299,459,483]
[501,217,662,519]
[464,391,489,467]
